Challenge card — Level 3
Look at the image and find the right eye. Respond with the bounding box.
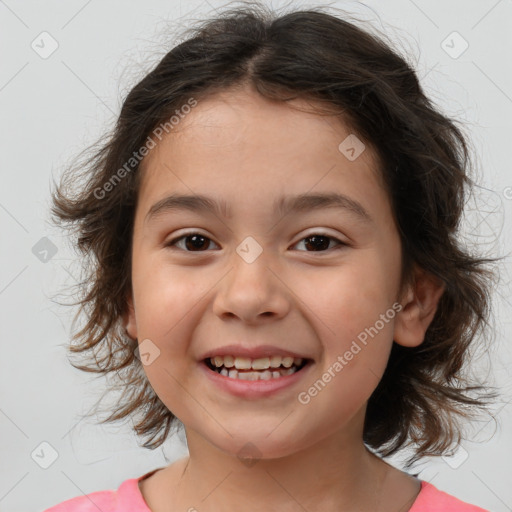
[165,232,220,252]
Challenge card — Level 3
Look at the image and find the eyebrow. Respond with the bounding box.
[144,192,372,225]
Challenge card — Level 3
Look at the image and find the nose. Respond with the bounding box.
[212,246,291,325]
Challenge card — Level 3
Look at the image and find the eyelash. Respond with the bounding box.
[165,232,347,253]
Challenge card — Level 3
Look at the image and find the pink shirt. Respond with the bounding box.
[44,468,489,511]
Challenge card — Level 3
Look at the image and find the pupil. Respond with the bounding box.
[186,235,208,251]
[305,235,329,251]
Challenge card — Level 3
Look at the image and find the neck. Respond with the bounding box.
[170,427,388,511]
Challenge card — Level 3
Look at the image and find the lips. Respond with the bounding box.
[198,351,314,398]
[199,344,313,362]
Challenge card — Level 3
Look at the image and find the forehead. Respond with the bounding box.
[144,88,372,163]
[137,87,388,222]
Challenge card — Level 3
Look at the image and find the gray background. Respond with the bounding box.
[1,0,511,511]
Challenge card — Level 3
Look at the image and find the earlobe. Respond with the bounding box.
[393,266,445,348]
[123,292,138,341]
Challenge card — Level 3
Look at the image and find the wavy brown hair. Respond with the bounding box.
[50,2,500,464]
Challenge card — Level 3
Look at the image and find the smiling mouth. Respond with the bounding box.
[203,356,311,381]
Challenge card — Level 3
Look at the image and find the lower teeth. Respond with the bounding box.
[215,366,298,380]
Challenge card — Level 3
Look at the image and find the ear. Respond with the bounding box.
[123,291,138,341]
[393,266,446,348]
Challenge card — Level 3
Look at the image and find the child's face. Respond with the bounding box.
[125,86,420,458]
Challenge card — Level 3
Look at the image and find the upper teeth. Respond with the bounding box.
[211,355,303,370]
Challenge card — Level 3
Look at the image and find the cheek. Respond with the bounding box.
[297,287,395,429]
[131,260,208,395]
[292,253,397,387]
[133,253,207,340]
[296,253,397,336]
[133,268,202,420]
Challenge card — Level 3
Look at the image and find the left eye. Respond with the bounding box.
[165,233,346,252]
[292,234,346,252]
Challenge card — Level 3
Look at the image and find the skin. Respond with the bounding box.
[124,83,445,512]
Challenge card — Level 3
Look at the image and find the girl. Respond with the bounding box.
[45,3,499,511]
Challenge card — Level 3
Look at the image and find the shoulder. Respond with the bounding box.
[410,481,490,512]
[42,488,117,512]
[42,476,151,512]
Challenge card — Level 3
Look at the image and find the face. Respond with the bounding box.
[125,86,420,459]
